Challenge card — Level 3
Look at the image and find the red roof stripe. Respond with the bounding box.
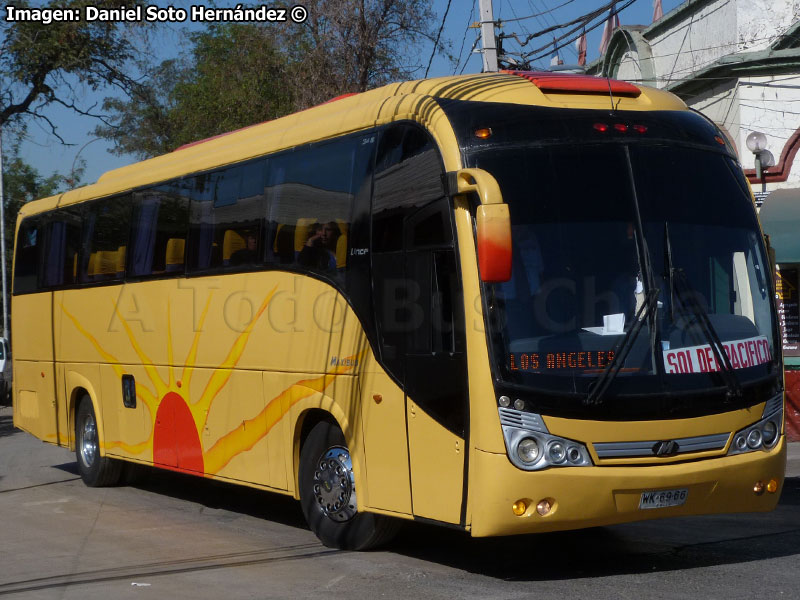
[501,70,642,98]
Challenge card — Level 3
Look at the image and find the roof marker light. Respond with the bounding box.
[474,127,493,139]
[633,124,648,134]
[614,123,629,132]
[594,123,609,132]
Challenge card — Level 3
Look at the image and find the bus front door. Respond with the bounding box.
[372,198,468,526]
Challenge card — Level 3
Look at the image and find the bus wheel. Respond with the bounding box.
[75,396,122,487]
[299,421,399,550]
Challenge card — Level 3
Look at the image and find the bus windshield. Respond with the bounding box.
[454,110,781,417]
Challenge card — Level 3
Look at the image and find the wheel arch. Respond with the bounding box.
[65,370,104,455]
[291,408,339,499]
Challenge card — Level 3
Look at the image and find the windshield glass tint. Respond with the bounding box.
[472,143,777,398]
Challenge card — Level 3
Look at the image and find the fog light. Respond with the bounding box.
[747,429,763,449]
[754,481,765,495]
[512,500,528,516]
[767,479,778,493]
[517,438,540,463]
[536,499,553,516]
[514,398,525,411]
[548,441,566,464]
[498,395,511,407]
[762,421,778,446]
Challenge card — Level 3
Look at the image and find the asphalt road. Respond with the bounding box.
[1,404,799,600]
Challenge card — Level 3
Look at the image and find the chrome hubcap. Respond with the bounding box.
[313,446,357,522]
[79,412,98,468]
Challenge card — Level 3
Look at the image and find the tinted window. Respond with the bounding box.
[79,197,131,283]
[42,211,81,287]
[188,161,267,273]
[372,125,444,253]
[370,124,467,434]
[13,218,42,294]
[265,137,359,278]
[130,183,190,277]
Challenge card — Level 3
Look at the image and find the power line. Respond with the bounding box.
[425,0,452,78]
[530,0,579,61]
[740,103,800,116]
[518,0,639,65]
[505,0,626,49]
[453,2,477,75]
[496,0,577,25]
[460,37,482,75]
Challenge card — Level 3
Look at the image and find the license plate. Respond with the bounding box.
[639,488,688,509]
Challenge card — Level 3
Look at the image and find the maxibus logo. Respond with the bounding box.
[330,356,360,367]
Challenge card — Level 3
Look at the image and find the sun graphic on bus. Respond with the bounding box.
[62,286,361,476]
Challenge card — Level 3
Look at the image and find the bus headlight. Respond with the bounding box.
[762,420,778,446]
[517,438,540,463]
[500,407,593,471]
[746,429,762,449]
[548,441,567,464]
[728,405,783,455]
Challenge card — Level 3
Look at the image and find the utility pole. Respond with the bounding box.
[479,0,498,72]
[0,130,7,338]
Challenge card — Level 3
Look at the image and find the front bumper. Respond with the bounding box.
[469,437,786,537]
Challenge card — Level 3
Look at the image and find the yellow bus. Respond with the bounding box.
[12,71,786,549]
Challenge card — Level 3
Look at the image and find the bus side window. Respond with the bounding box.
[78,197,131,283]
[13,217,43,294]
[130,184,190,278]
[42,212,81,288]
[188,161,267,273]
[265,139,356,277]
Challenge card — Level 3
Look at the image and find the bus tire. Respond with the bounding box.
[75,396,122,487]
[299,421,400,550]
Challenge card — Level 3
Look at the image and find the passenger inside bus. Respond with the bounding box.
[298,221,341,270]
[229,231,259,266]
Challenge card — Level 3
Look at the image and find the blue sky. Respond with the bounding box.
[11,0,683,185]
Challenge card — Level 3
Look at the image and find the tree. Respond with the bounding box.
[1,0,138,140]
[0,148,76,325]
[95,24,295,159]
[286,0,441,108]
[96,1,448,158]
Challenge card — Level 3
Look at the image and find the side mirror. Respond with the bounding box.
[448,168,512,283]
[476,204,512,282]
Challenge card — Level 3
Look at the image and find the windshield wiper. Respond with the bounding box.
[584,287,660,406]
[664,224,743,401]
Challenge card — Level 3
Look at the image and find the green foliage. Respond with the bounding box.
[96,0,445,159]
[1,0,137,135]
[96,24,294,159]
[1,149,75,309]
[289,0,439,104]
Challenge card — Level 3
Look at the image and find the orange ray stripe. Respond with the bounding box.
[135,385,157,417]
[103,439,152,456]
[166,297,175,387]
[196,287,277,421]
[112,301,169,398]
[203,351,365,475]
[181,292,214,395]
[62,305,126,378]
